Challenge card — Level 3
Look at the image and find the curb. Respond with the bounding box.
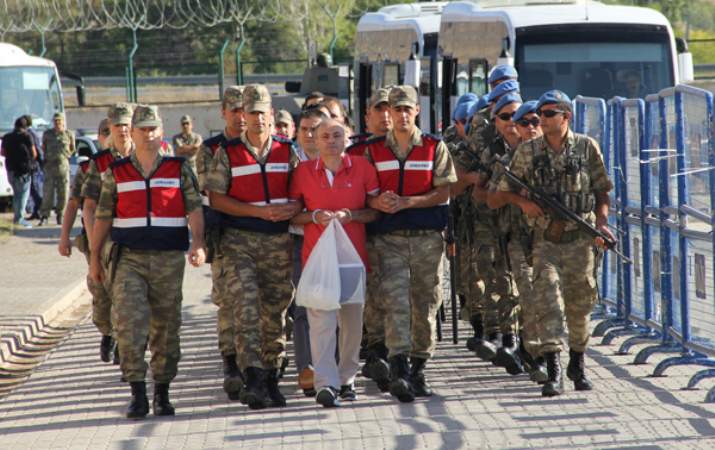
[0,278,89,368]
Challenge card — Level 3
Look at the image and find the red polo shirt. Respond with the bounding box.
[289,154,379,269]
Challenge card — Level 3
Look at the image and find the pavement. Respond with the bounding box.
[0,233,715,449]
[0,212,89,370]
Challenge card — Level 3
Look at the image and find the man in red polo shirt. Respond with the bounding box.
[289,118,379,407]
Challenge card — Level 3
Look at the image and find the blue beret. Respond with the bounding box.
[457,93,478,106]
[487,80,520,103]
[475,94,489,113]
[537,90,571,110]
[488,65,518,85]
[492,93,523,118]
[513,100,538,122]
[454,101,475,123]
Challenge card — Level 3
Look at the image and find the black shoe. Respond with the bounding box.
[316,386,340,408]
[494,333,524,375]
[409,357,433,397]
[38,216,47,226]
[474,331,499,362]
[339,384,357,401]
[113,344,121,365]
[99,335,115,363]
[388,354,414,403]
[126,381,149,419]
[567,349,594,391]
[242,367,268,410]
[27,212,40,220]
[542,352,564,397]
[56,214,62,226]
[152,383,175,416]
[265,369,286,407]
[222,355,243,401]
[278,357,289,379]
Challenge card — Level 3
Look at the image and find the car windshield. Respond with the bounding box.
[0,66,63,134]
[516,27,674,100]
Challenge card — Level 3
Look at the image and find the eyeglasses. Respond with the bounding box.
[536,109,566,118]
[496,112,515,121]
[516,117,540,128]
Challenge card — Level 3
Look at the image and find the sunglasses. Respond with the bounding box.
[496,112,515,121]
[537,109,566,118]
[516,117,540,128]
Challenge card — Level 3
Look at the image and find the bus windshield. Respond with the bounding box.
[0,66,63,133]
[516,26,674,100]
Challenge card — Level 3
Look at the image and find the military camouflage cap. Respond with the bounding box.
[275,109,293,125]
[53,112,65,121]
[132,104,162,128]
[180,114,192,124]
[243,84,272,113]
[368,87,390,108]
[222,85,244,110]
[388,85,418,108]
[108,102,134,125]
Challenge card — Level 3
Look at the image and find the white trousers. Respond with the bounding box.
[307,303,364,390]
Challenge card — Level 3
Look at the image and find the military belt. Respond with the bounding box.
[388,229,439,237]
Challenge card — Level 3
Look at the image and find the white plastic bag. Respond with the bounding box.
[296,219,366,310]
[296,219,341,310]
[334,219,366,305]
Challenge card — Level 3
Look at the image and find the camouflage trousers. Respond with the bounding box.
[507,239,539,356]
[532,234,599,354]
[78,235,113,336]
[111,248,185,383]
[472,223,518,335]
[374,231,443,360]
[211,253,235,357]
[222,228,292,371]
[363,236,385,348]
[39,166,69,218]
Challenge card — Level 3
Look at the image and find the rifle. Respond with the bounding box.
[503,168,631,263]
[446,202,459,344]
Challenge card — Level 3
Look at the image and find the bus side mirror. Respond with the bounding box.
[676,37,694,83]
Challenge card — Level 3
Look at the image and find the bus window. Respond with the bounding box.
[468,60,487,96]
[383,63,402,88]
[516,28,673,100]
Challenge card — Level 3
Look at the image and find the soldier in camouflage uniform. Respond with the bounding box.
[497,90,614,396]
[39,112,75,225]
[365,86,457,403]
[57,118,116,363]
[89,105,206,419]
[196,86,246,401]
[487,99,548,383]
[456,80,520,363]
[172,115,203,174]
[207,84,301,410]
[346,88,393,392]
[82,104,136,363]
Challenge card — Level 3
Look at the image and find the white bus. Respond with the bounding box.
[354,2,447,134]
[0,43,64,201]
[439,0,693,125]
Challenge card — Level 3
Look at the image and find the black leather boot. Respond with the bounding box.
[388,354,414,403]
[243,367,268,410]
[541,352,564,397]
[126,381,149,419]
[362,342,390,392]
[153,383,175,416]
[466,314,483,351]
[567,349,594,391]
[494,333,524,375]
[409,357,433,397]
[474,330,498,362]
[99,335,115,363]
[265,369,287,407]
[222,355,243,401]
